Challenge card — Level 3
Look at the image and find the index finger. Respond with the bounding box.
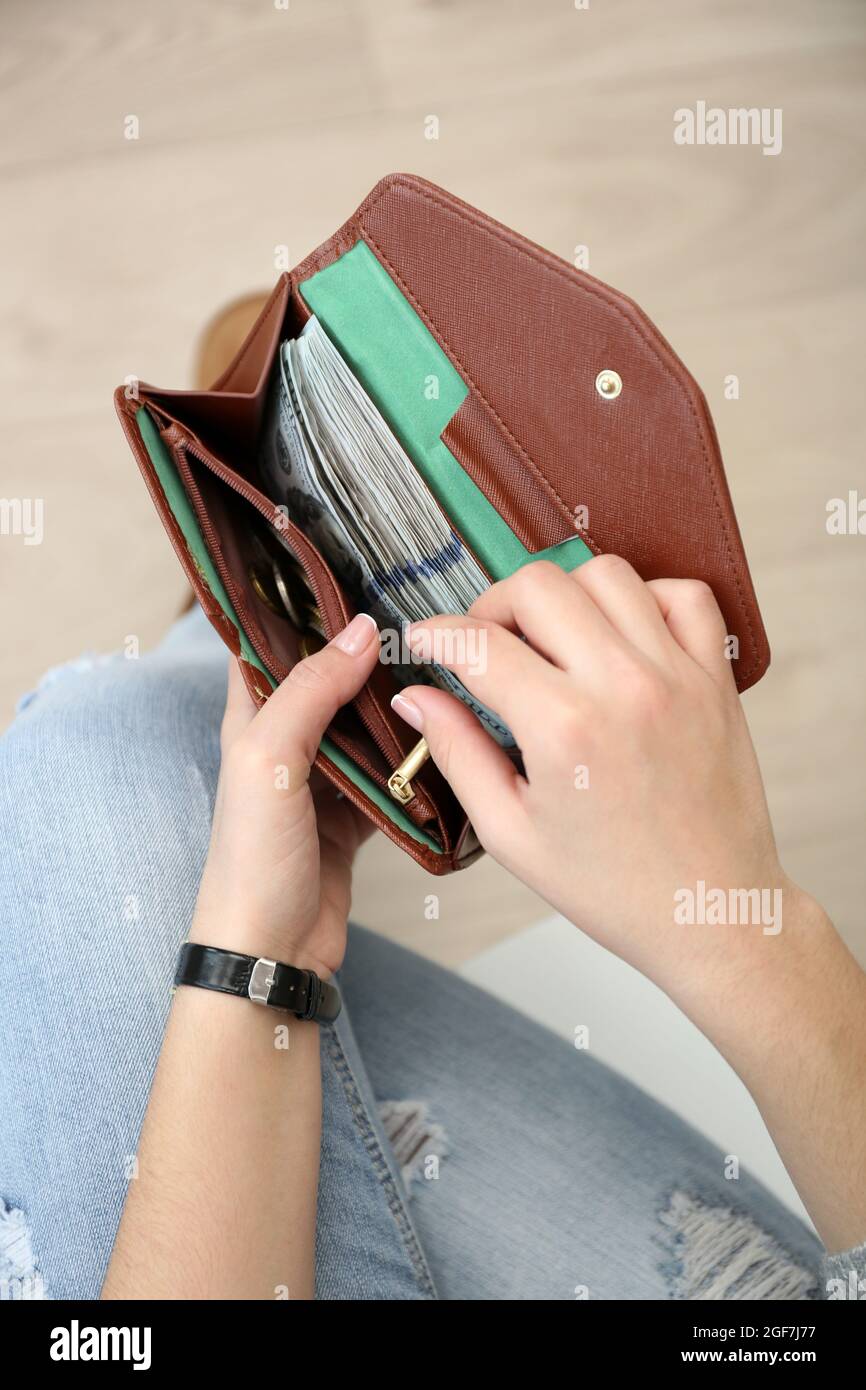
[404,613,571,741]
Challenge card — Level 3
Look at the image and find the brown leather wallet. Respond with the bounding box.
[115,172,770,876]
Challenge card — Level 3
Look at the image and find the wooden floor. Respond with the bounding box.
[2,0,864,965]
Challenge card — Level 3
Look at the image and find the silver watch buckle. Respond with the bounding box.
[248,957,278,1005]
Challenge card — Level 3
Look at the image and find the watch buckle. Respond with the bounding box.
[248,957,277,1005]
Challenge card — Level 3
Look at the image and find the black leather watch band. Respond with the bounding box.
[174,943,341,1025]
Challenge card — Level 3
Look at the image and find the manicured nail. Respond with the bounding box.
[391,692,424,732]
[333,613,378,655]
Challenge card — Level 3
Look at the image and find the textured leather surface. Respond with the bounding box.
[443,389,598,555]
[294,174,769,691]
[116,172,770,875]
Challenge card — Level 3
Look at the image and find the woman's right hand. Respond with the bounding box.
[391,555,792,1001]
[390,556,866,1256]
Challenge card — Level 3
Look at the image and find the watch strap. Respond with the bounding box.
[174,943,341,1024]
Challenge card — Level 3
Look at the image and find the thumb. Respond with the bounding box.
[390,684,523,849]
[220,653,259,752]
[251,612,380,767]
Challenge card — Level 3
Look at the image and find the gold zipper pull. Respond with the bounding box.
[388,737,430,805]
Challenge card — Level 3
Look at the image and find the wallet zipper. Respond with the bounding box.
[169,431,334,641]
[161,422,438,810]
[327,726,396,795]
[172,445,289,682]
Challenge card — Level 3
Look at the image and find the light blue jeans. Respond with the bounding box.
[0,608,828,1300]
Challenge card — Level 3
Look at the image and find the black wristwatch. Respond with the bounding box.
[174,943,341,1025]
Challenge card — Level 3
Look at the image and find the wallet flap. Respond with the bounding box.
[293,173,770,690]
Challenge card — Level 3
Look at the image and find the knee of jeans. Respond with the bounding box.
[3,652,224,821]
[14,647,224,753]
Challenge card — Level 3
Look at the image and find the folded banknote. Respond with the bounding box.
[257,316,512,745]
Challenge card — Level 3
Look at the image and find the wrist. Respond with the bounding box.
[669,880,843,1066]
[187,915,338,980]
[672,884,866,1252]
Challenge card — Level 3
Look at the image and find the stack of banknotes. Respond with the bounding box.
[258,316,512,744]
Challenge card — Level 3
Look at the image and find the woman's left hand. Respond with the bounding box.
[191,613,381,978]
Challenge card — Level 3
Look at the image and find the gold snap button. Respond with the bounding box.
[595,369,622,400]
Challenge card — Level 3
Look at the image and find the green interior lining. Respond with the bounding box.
[135,407,440,852]
[300,240,594,578]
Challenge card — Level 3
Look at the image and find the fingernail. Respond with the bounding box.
[391,692,424,732]
[333,613,378,656]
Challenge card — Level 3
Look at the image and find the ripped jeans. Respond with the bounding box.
[0,607,827,1300]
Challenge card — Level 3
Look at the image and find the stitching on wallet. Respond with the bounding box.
[357,176,760,681]
[324,1028,437,1299]
[292,225,360,287]
[442,401,600,558]
[359,225,588,545]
